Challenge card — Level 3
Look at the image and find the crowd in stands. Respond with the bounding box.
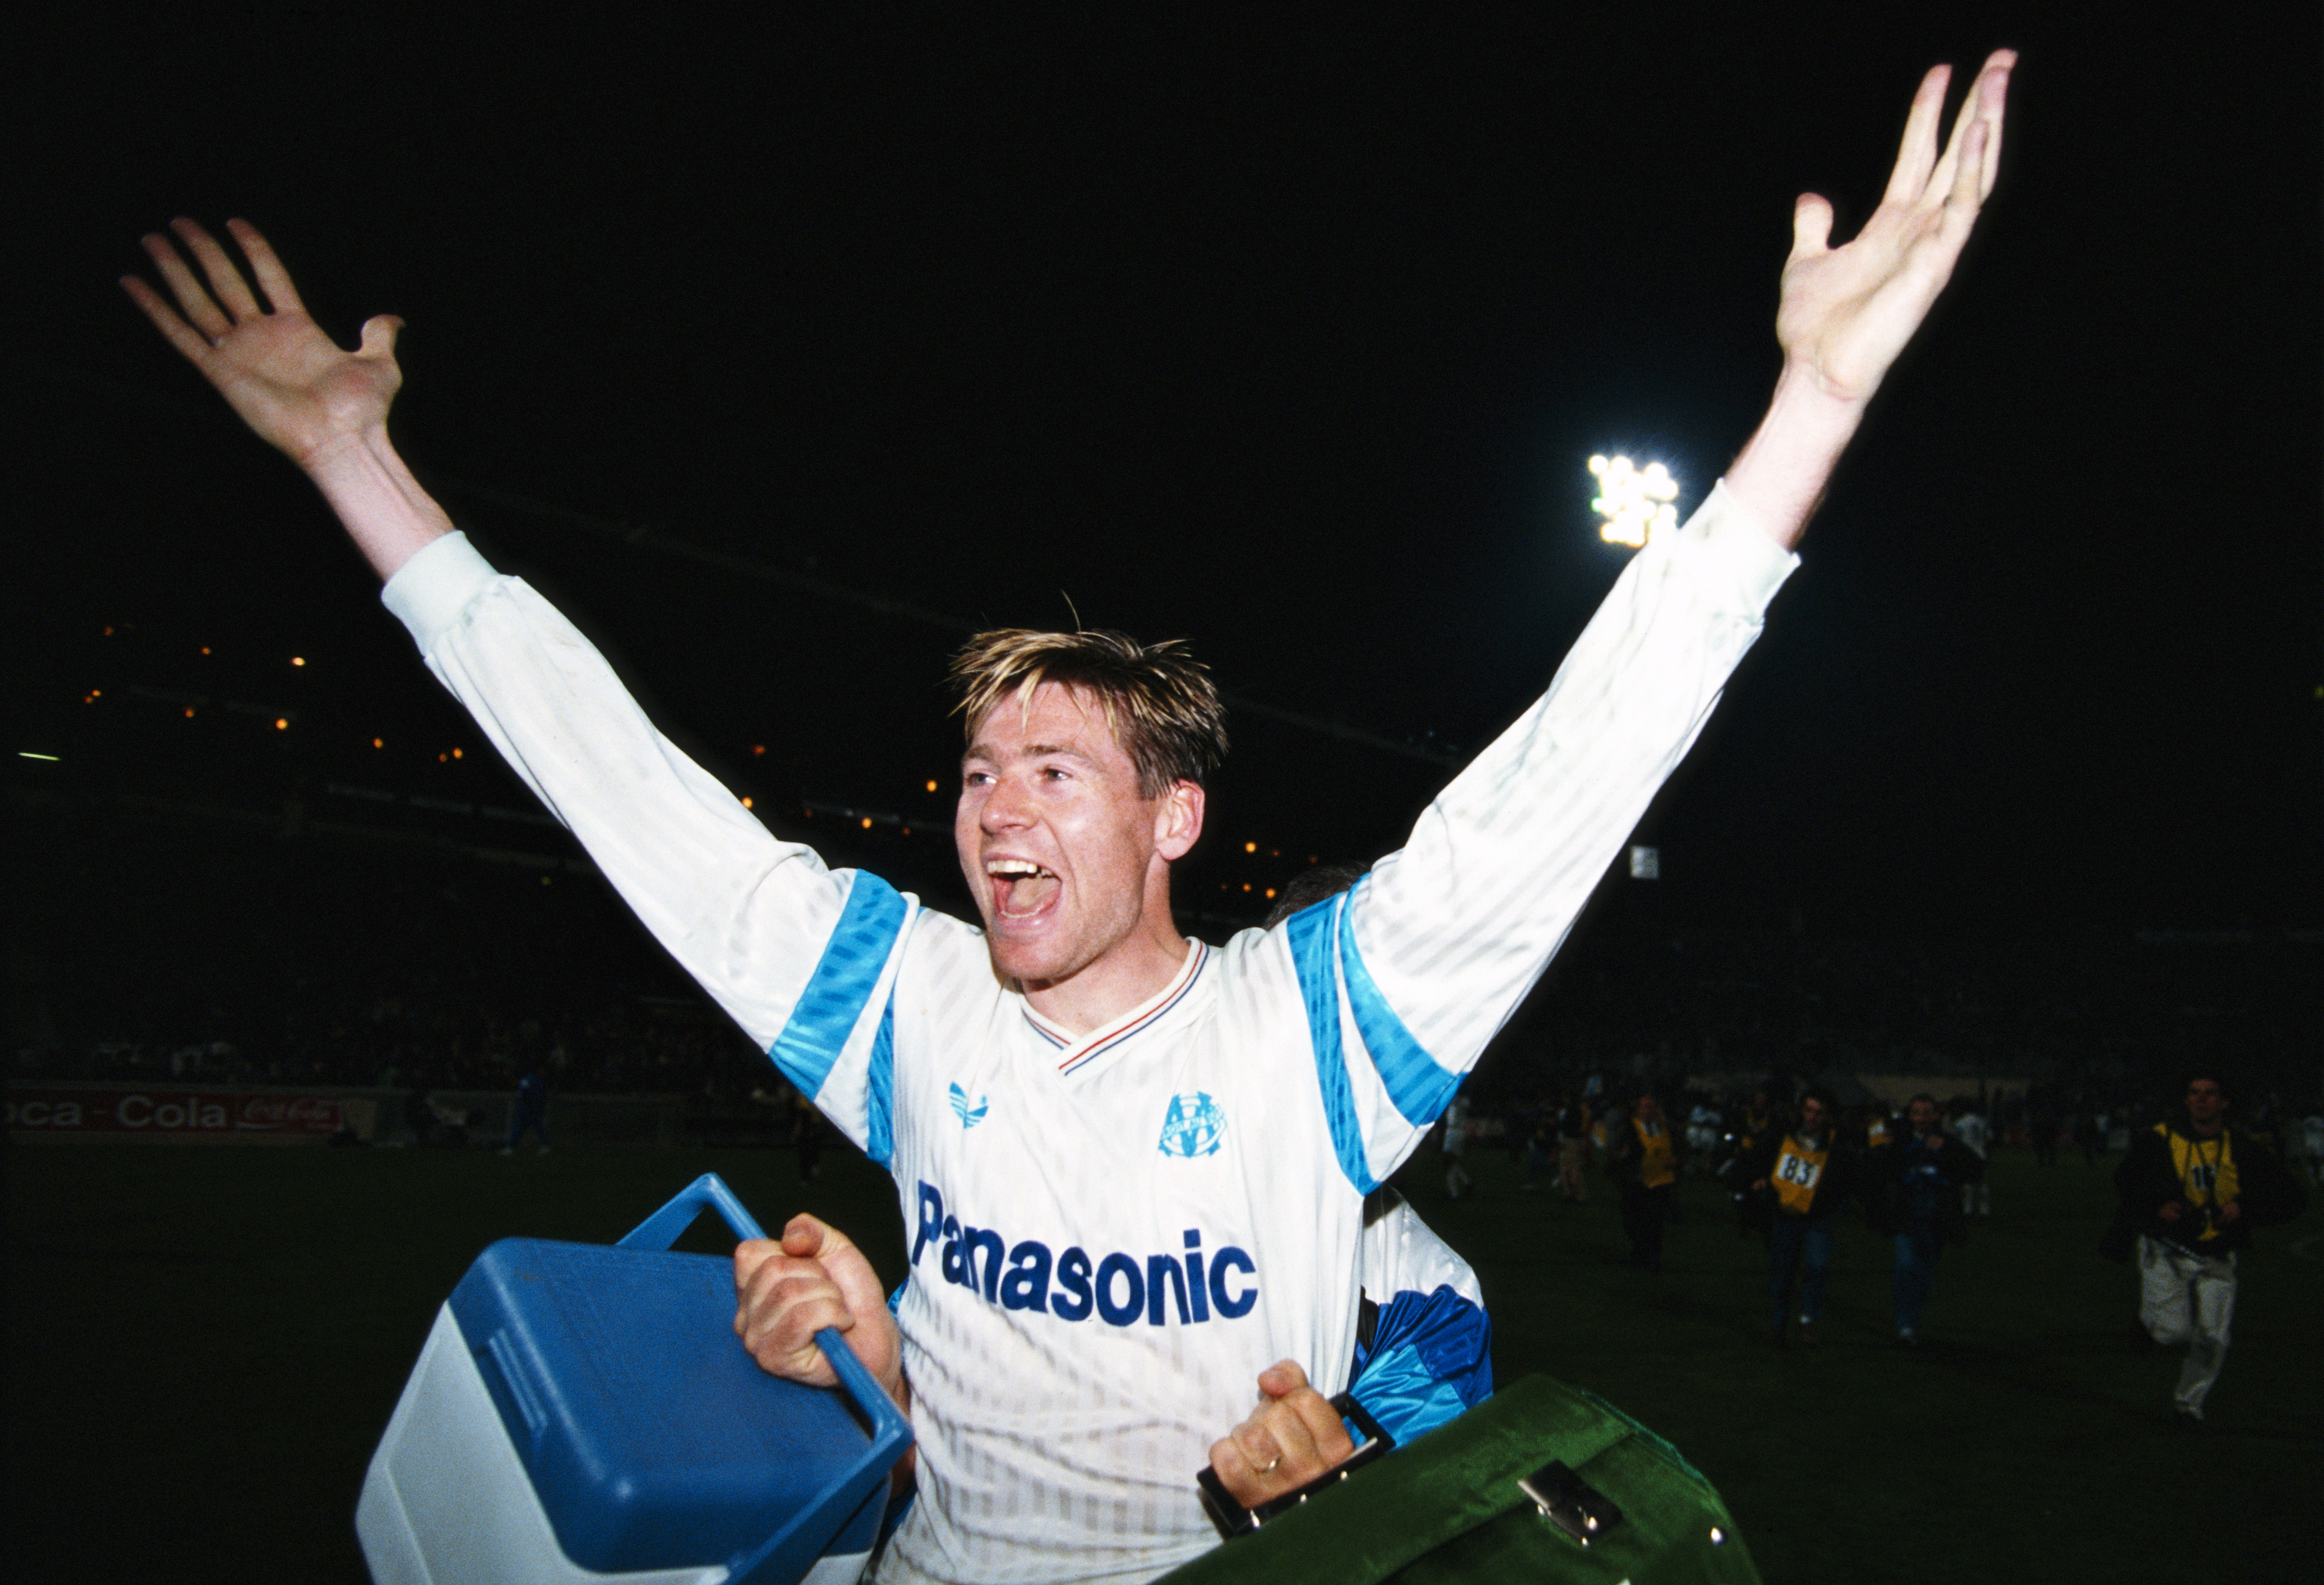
[12,801,2317,1139]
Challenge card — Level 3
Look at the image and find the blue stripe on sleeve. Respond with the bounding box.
[865,998,896,1167]
[768,872,908,1101]
[1286,895,1378,1194]
[1337,883,1464,1127]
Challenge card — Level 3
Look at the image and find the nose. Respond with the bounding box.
[978,769,1035,833]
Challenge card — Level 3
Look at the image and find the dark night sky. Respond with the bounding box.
[15,7,2321,940]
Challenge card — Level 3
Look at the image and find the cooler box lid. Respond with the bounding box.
[434,1174,908,1581]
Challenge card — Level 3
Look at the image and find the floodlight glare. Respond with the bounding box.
[1588,454,1681,548]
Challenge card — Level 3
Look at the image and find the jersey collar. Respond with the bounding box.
[1023,940,1210,1078]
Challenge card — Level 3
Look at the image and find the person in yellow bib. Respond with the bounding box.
[1742,1089,1860,1346]
[2111,1073,2306,1425]
[1609,1091,1681,1273]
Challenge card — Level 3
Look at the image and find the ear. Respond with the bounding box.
[1153,779,1204,862]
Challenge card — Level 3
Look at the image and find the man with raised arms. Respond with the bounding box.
[123,52,2012,1585]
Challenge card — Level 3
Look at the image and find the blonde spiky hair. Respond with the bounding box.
[949,629,1228,799]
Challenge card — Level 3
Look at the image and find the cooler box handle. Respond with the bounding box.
[618,1171,773,1247]
[618,1174,913,1585]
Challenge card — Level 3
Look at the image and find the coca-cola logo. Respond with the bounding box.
[9,1089,343,1136]
[236,1096,341,1131]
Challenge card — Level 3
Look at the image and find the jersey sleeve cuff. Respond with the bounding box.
[1691,479,1800,613]
[380,532,500,653]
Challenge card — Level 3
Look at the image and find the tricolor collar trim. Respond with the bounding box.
[1024,941,1210,1077]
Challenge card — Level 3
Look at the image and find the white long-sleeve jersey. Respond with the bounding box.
[380,483,1794,1585]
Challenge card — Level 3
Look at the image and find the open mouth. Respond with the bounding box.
[986,859,1060,920]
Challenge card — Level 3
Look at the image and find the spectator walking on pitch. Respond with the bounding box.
[1610,1091,1680,1273]
[501,1066,550,1155]
[1871,1094,1983,1344]
[1950,1096,1990,1218]
[1441,1094,1476,1201]
[2107,1073,2306,1425]
[1743,1088,1859,1346]
[1555,1092,1593,1204]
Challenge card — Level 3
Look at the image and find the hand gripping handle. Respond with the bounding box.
[618,1174,902,1425]
[617,1174,913,1584]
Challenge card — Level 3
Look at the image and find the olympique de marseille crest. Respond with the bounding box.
[1157,1092,1226,1158]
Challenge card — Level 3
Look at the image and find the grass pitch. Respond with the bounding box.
[7,1140,2316,1582]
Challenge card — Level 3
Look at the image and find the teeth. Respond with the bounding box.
[987,860,1050,878]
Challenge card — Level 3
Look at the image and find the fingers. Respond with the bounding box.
[783,1211,842,1259]
[227,218,308,316]
[1958,51,2015,206]
[1788,193,1834,262]
[1207,1361,1357,1506]
[358,315,406,363]
[128,218,301,357]
[1885,51,2014,217]
[171,217,264,323]
[1881,64,1951,207]
[1255,1359,1313,1398]
[139,229,232,341]
[1273,1376,1357,1468]
[733,1234,857,1384]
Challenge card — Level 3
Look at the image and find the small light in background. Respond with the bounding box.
[290,656,305,667]
[741,796,754,809]
[274,718,289,730]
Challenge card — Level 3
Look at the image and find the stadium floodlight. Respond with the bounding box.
[1588,454,1680,548]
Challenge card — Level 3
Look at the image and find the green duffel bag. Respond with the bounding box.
[1160,1375,1759,1585]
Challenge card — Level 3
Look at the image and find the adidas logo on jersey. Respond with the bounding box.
[911,1181,1258,1328]
[949,1083,989,1128]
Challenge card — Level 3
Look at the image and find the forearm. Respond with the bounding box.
[1721,361,1872,551]
[304,423,456,581]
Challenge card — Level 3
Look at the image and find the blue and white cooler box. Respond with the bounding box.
[358,1174,912,1585]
